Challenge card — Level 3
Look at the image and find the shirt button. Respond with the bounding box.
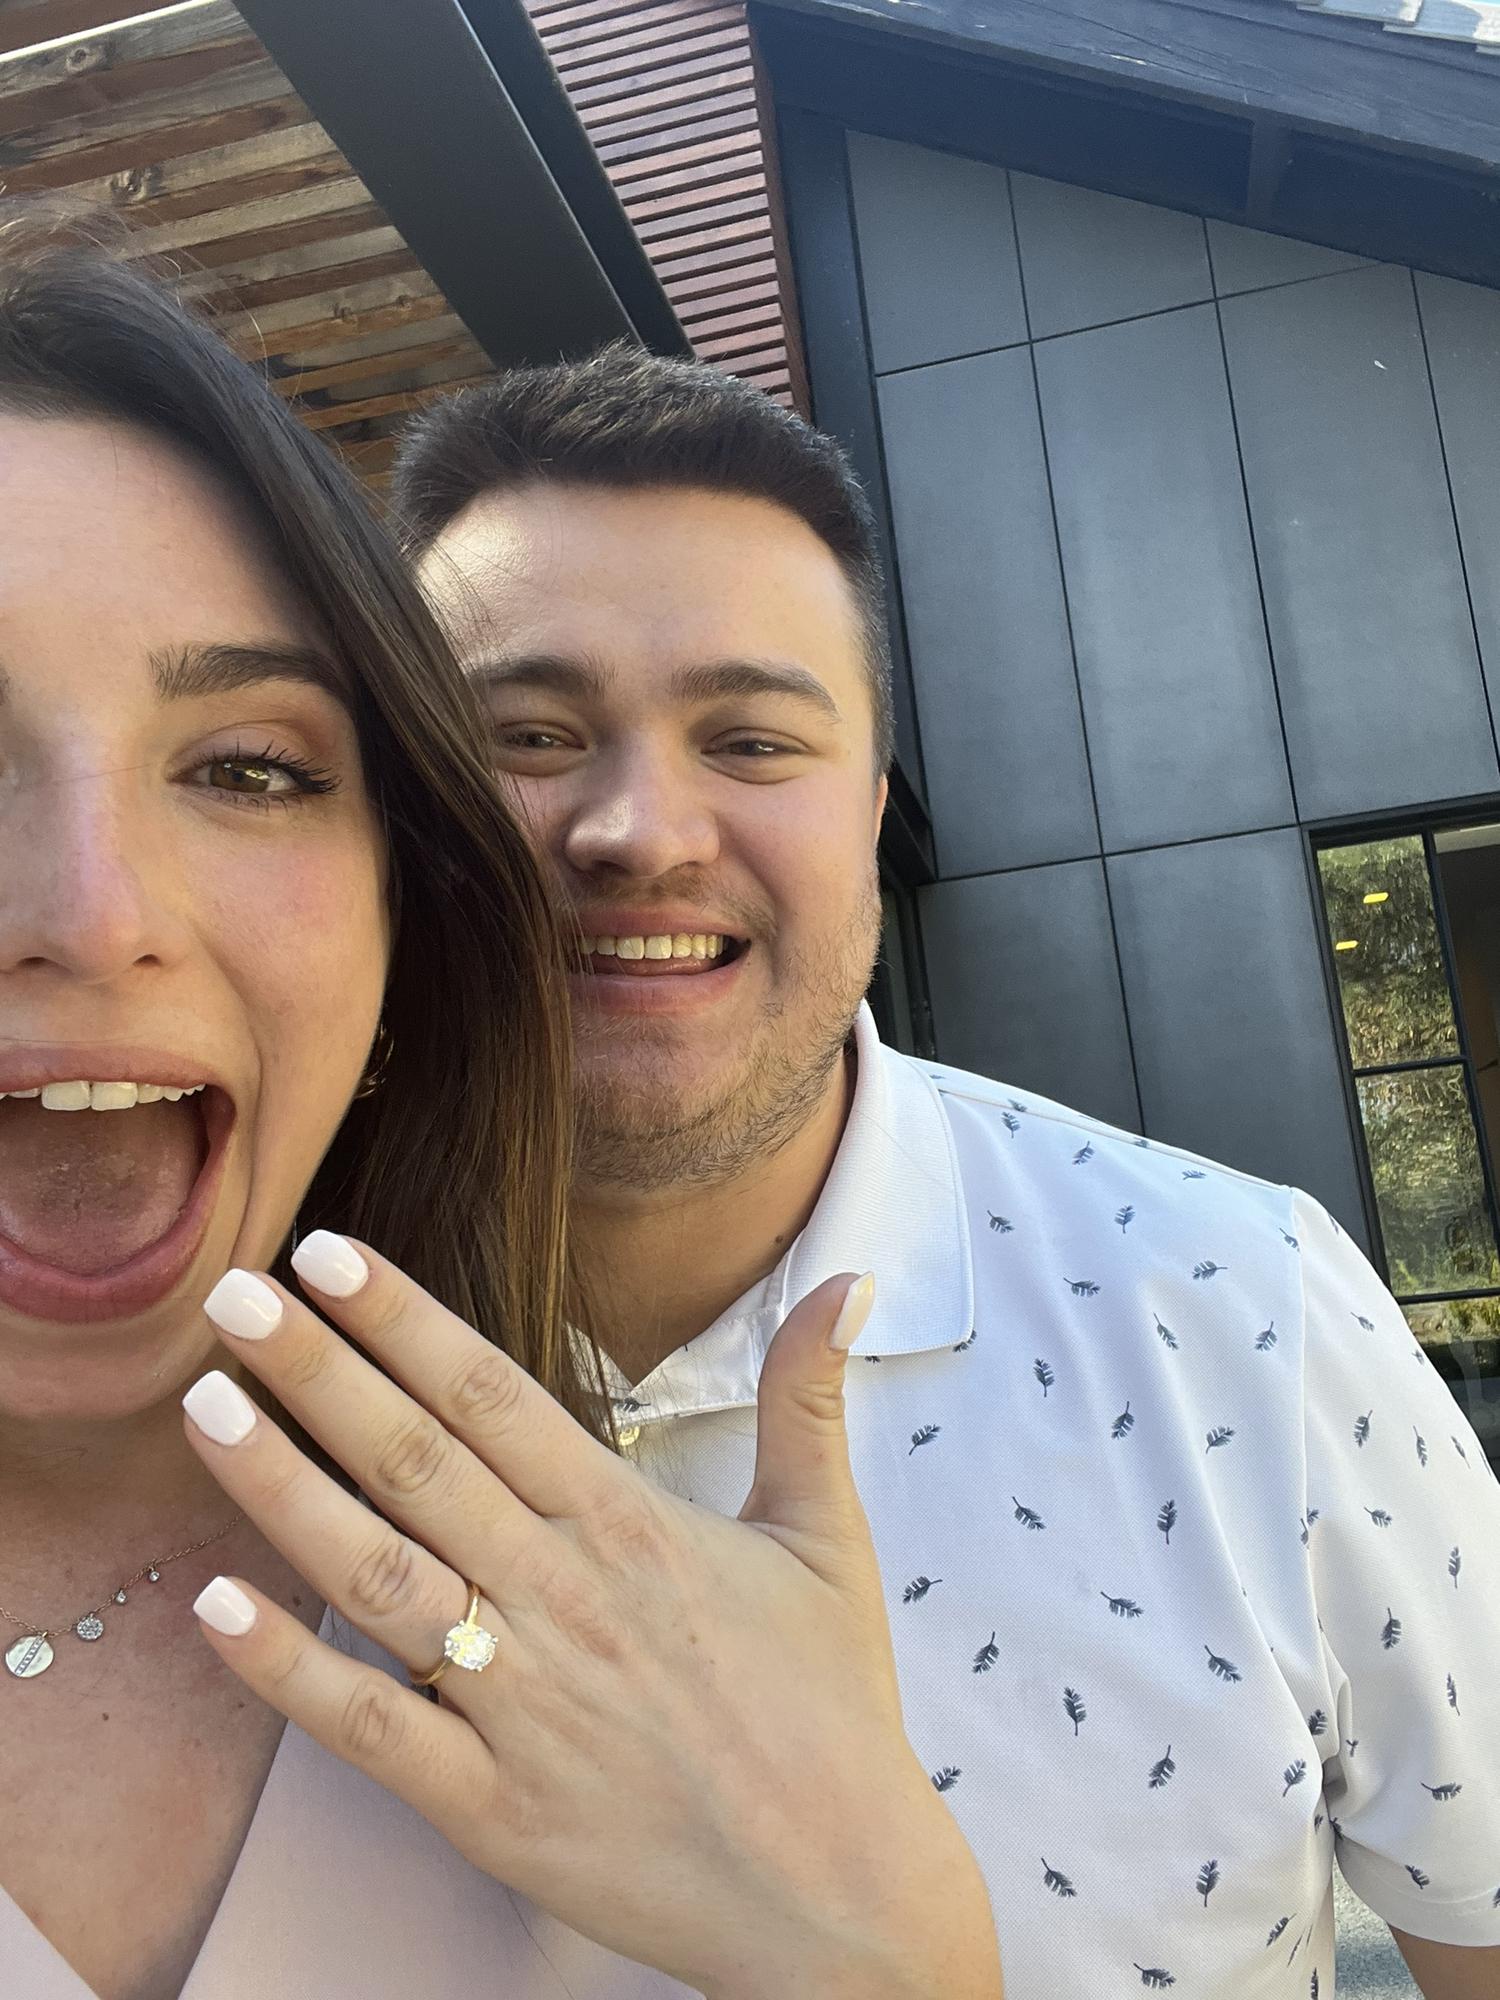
[615,1424,642,1451]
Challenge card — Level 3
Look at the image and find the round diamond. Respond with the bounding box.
[444,1619,497,1672]
[75,1615,105,1642]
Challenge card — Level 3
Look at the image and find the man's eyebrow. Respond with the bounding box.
[149,641,351,707]
[468,652,842,722]
[670,658,842,721]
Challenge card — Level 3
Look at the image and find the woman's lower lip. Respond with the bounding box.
[566,950,746,1013]
[0,1099,233,1326]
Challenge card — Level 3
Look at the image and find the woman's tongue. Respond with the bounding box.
[0,1098,202,1276]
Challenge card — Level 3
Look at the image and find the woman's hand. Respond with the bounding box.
[180,1233,1001,2000]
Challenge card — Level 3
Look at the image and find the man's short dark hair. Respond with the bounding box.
[392,342,894,771]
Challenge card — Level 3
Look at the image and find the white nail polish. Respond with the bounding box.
[203,1269,283,1340]
[183,1370,258,1446]
[194,1576,257,1636]
[829,1271,876,1352]
[291,1229,369,1299]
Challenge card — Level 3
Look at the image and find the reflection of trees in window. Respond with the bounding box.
[1318,838,1456,1066]
[1355,1067,1499,1296]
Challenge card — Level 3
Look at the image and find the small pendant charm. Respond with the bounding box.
[5,1634,54,1678]
[114,1590,127,1604]
[75,1615,105,1642]
[147,1567,160,1583]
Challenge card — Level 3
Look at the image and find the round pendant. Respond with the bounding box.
[114,1590,127,1605]
[5,1634,54,1678]
[147,1567,160,1583]
[75,1615,105,1642]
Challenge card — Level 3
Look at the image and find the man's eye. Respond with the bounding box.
[718,737,787,758]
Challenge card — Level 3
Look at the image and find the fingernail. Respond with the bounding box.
[182,1369,258,1446]
[291,1229,369,1299]
[829,1271,876,1352]
[194,1576,257,1637]
[204,1269,283,1340]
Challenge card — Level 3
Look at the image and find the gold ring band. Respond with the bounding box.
[410,1581,499,1688]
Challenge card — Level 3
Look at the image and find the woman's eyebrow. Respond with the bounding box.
[149,640,352,707]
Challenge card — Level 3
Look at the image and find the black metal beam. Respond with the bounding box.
[757,0,1500,176]
[234,0,688,367]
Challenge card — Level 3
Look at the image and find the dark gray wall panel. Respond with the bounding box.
[1223,264,1498,820]
[879,348,1099,875]
[1036,304,1294,849]
[1206,219,1367,297]
[1109,829,1369,1242]
[1010,173,1212,339]
[1417,270,1500,736]
[846,130,1026,373]
[920,861,1140,1131]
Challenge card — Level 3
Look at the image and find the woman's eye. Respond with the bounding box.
[188,747,338,807]
[495,727,571,752]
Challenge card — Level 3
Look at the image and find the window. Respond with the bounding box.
[1316,829,1500,1462]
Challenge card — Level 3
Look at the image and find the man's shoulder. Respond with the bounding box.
[894,1046,1296,1220]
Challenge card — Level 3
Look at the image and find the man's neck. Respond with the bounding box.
[575,1046,856,1388]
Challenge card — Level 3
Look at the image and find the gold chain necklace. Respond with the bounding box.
[1,1512,244,1680]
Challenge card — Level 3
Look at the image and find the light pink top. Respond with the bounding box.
[0,1612,694,1999]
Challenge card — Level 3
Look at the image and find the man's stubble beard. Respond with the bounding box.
[573,873,882,1196]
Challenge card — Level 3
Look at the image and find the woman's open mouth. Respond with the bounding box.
[0,1070,234,1323]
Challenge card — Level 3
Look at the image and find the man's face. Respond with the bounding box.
[422,482,887,1191]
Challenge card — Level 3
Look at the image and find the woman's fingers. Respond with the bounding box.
[191,1572,492,1831]
[199,1267,536,1590]
[181,1366,488,1675]
[289,1231,623,1521]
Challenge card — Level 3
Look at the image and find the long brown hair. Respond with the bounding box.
[0,201,609,1442]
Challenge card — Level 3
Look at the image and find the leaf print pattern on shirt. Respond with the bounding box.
[1256,1323,1277,1350]
[1422,1783,1462,1801]
[1447,1674,1460,1714]
[1205,1427,1235,1451]
[973,1632,999,1674]
[1449,1547,1461,1588]
[930,1766,960,1793]
[1205,1647,1242,1683]
[1155,1315,1179,1349]
[902,1575,941,1603]
[1307,1709,1327,1737]
[1035,1359,1056,1396]
[1157,1500,1177,1546]
[1067,1279,1099,1298]
[1354,1411,1372,1448]
[1042,1860,1077,1898]
[1266,1917,1292,1947]
[1116,1206,1136,1233]
[1148,1746,1176,1789]
[1414,1428,1428,1466]
[1112,1402,1135,1439]
[1103,1593,1144,1619]
[1406,1865,1430,1889]
[1074,1143,1095,1166]
[1382,1608,1403,1650]
[1063,1687,1086,1736]
[1136,1967,1176,1988]
[1012,1498,1045,1531]
[1365,1509,1392,1527]
[1283,1759,1307,1796]
[1197,1860,1220,1906]
[988,1212,1013,1233]
[908,1424,940,1456]
[1192,1261,1225,1280]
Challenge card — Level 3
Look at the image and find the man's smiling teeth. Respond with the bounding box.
[586,934,726,961]
[0,1081,209,1111]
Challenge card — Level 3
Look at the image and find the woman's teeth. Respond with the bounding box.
[0,1081,208,1111]
[585,934,726,961]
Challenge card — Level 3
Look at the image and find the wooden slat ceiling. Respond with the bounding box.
[0,0,498,491]
[523,0,804,408]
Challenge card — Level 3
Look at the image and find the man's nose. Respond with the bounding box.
[0,773,180,982]
[560,744,721,879]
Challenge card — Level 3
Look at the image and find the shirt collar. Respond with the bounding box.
[600,1004,973,1422]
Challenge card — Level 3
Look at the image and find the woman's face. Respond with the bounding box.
[0,415,388,1423]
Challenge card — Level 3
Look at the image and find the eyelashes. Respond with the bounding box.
[193,740,341,811]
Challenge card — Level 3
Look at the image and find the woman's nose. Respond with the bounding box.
[560,748,720,880]
[0,774,178,982]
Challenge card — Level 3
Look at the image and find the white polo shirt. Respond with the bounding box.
[583,1005,1500,1997]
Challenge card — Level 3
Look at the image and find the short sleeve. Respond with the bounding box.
[1293,1189,1500,1946]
